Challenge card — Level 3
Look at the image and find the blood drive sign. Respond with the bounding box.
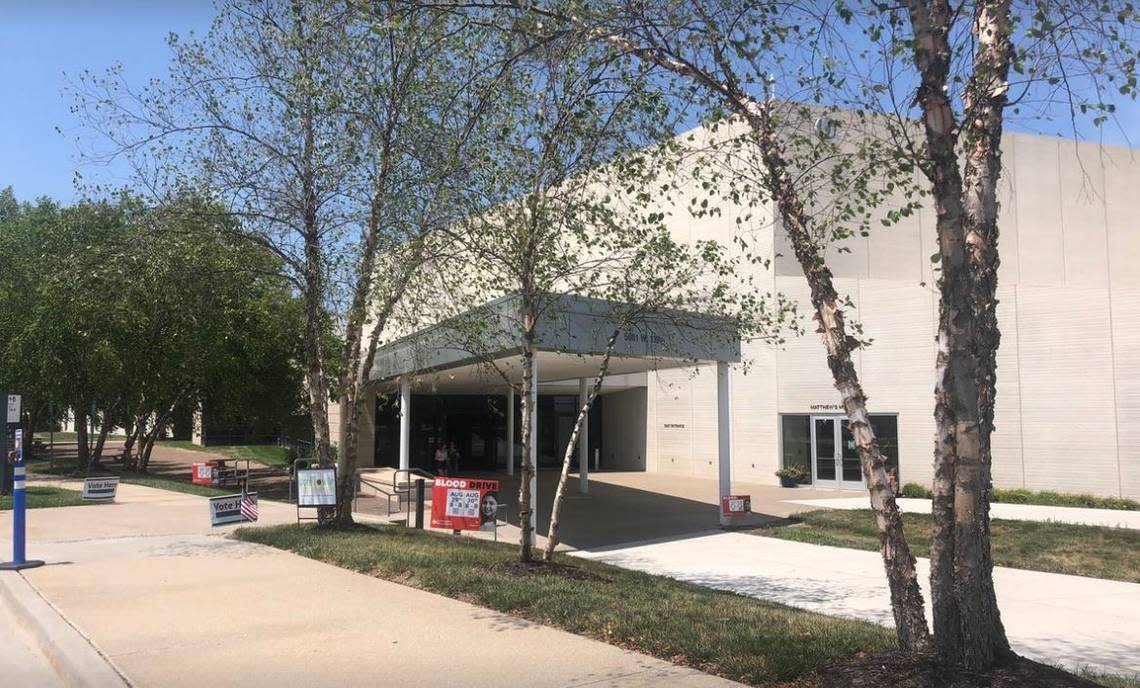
[431,477,499,532]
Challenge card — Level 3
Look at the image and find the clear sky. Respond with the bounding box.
[1,1,215,203]
[2,2,1137,204]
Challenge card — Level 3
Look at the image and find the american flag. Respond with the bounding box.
[240,493,259,522]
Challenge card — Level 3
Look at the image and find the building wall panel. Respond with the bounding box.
[1016,286,1118,494]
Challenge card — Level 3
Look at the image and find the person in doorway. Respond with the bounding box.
[433,442,449,475]
[447,440,460,475]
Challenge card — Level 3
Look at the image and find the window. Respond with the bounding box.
[780,415,812,483]
[781,413,900,486]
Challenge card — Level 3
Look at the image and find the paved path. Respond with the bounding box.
[783,496,1140,529]
[0,480,739,688]
[0,588,61,686]
[575,532,1140,676]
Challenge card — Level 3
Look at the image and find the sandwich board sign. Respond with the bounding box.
[209,492,258,526]
[296,467,337,507]
[431,477,499,532]
[81,476,120,502]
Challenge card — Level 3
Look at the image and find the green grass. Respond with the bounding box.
[235,523,894,686]
[0,486,86,510]
[33,431,127,442]
[758,509,1140,583]
[157,441,292,468]
[900,482,1140,511]
[119,474,232,497]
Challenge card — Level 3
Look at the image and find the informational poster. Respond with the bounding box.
[82,476,120,502]
[209,492,258,526]
[296,467,337,507]
[721,494,751,518]
[6,394,19,424]
[431,477,499,531]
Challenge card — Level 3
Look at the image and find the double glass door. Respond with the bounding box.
[810,415,864,489]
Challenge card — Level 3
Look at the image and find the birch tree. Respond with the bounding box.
[73,1,502,524]
[461,0,932,647]
[73,0,360,472]
[825,0,1140,668]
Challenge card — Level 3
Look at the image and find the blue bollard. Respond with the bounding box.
[2,429,44,571]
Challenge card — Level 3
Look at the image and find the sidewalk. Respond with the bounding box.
[783,496,1140,529]
[575,531,1140,676]
[0,480,740,688]
[0,587,60,686]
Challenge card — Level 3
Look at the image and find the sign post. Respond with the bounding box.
[2,429,45,571]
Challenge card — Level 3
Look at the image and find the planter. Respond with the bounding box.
[779,476,798,488]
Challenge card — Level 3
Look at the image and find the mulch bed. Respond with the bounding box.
[815,651,1102,688]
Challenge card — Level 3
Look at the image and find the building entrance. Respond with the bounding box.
[374,393,602,474]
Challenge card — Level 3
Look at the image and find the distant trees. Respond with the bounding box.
[0,189,306,472]
[73,2,507,523]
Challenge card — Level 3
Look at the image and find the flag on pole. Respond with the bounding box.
[240,493,258,522]
[239,480,259,523]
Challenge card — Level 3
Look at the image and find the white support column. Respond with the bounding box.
[506,385,515,476]
[399,377,411,472]
[716,361,732,527]
[528,358,538,546]
[578,377,589,493]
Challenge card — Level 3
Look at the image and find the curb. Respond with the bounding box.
[0,572,130,687]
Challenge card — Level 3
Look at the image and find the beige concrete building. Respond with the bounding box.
[348,120,1140,500]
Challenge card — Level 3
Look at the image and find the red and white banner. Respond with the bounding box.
[431,477,499,531]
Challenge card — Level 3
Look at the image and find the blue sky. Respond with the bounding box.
[2,2,1137,204]
[1,2,214,203]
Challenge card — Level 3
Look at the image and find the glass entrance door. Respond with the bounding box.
[811,415,865,490]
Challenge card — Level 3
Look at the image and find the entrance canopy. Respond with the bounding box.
[368,293,741,391]
[363,293,743,538]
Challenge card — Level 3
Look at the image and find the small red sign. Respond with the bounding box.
[191,461,219,486]
[431,478,500,531]
[721,494,751,517]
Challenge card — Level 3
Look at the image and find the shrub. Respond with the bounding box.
[897,483,1139,511]
[901,482,933,499]
[775,465,809,482]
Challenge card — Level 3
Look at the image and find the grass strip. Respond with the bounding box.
[757,509,1140,583]
[157,441,292,468]
[1,486,86,510]
[900,483,1139,511]
[235,523,895,686]
[119,474,233,497]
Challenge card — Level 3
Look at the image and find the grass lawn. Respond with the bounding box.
[119,474,232,497]
[33,431,127,443]
[1,486,86,510]
[757,509,1140,583]
[236,523,896,686]
[157,440,292,468]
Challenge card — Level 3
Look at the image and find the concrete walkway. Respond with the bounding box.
[0,480,739,688]
[0,586,61,686]
[575,532,1140,677]
[783,496,1140,529]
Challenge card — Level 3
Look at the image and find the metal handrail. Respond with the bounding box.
[355,474,399,516]
[392,468,434,494]
[392,468,435,525]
